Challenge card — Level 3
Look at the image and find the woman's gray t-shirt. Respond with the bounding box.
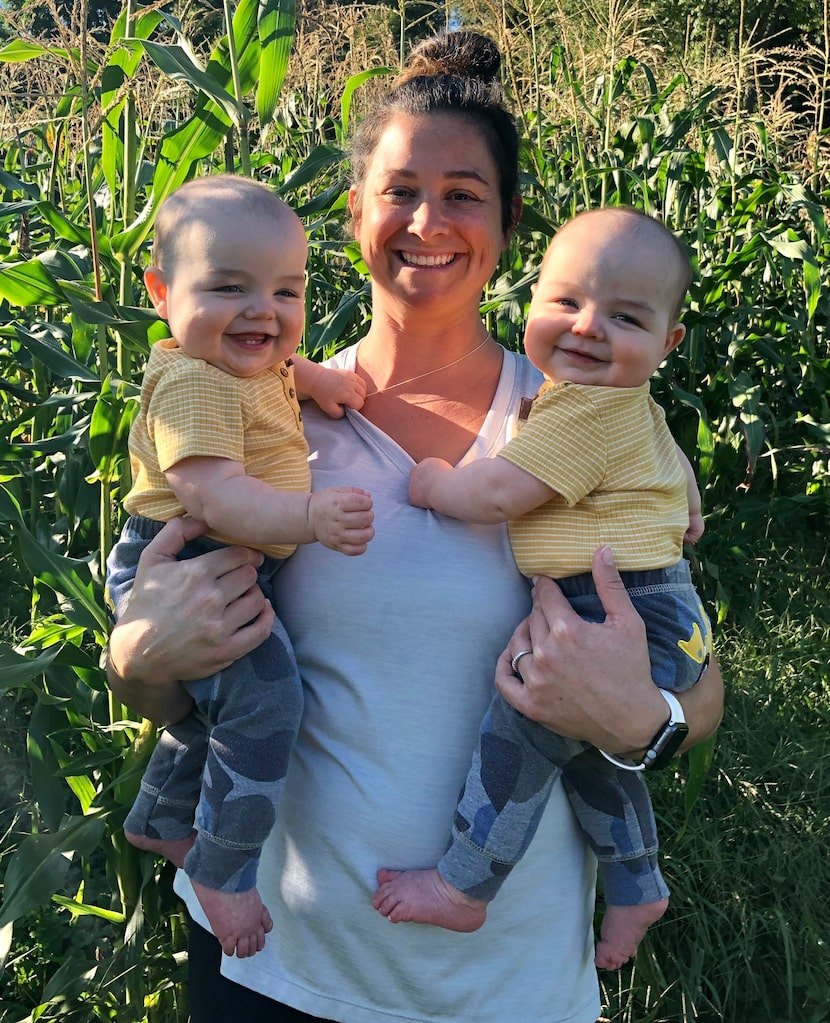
[176,346,601,1023]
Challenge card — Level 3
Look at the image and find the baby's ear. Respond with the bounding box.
[144,266,169,317]
[663,322,686,356]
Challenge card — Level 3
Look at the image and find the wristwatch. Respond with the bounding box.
[600,691,689,772]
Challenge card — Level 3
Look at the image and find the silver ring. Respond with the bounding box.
[511,649,533,676]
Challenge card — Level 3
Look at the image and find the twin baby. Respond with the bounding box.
[107,174,710,969]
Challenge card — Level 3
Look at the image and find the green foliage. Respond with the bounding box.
[601,561,830,1022]
[643,0,825,50]
[0,1,828,1020]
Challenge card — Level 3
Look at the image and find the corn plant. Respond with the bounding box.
[0,1,314,1018]
[0,2,828,1021]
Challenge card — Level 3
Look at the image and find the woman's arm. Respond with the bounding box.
[494,545,723,756]
[106,516,275,724]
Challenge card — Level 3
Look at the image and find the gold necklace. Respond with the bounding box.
[364,334,490,398]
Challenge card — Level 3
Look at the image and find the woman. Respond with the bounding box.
[108,30,723,1023]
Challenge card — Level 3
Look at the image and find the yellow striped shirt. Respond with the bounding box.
[124,339,310,559]
[500,380,687,578]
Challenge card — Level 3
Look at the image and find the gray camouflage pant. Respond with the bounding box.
[438,560,711,907]
[106,517,302,894]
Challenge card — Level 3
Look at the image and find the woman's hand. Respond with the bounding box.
[495,546,723,757]
[107,516,275,724]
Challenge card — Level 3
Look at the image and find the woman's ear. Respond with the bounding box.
[348,186,360,228]
[144,266,169,319]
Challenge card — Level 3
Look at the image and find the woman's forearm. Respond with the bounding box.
[675,655,724,752]
[104,516,275,723]
[495,547,724,760]
[107,623,194,725]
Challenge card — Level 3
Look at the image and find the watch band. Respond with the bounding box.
[599,690,689,772]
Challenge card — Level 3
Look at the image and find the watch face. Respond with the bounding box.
[644,721,690,770]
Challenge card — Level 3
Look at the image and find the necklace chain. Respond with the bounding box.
[364,335,490,398]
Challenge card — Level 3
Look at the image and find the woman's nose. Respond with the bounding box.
[410,199,448,238]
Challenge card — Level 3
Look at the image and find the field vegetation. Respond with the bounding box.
[0,0,828,1020]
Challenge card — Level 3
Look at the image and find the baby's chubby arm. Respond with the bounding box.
[167,457,374,556]
[292,355,366,418]
[409,455,556,523]
[676,446,705,544]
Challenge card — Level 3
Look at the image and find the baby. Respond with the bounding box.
[106,175,374,958]
[374,206,711,970]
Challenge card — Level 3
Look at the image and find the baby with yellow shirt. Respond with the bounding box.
[374,206,711,972]
[106,176,374,960]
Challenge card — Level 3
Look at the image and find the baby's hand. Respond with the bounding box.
[685,511,705,544]
[309,367,366,419]
[409,457,453,509]
[308,486,374,555]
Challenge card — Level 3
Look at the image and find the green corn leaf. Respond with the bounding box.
[0,484,24,525]
[0,259,66,305]
[516,203,556,236]
[37,203,92,246]
[0,39,50,62]
[14,326,99,382]
[683,734,716,820]
[339,67,394,142]
[111,0,261,257]
[100,43,145,204]
[110,4,166,44]
[141,41,243,127]
[306,283,371,356]
[0,199,39,217]
[0,815,106,928]
[0,643,61,690]
[17,526,109,635]
[50,895,125,923]
[27,702,70,831]
[255,0,296,127]
[40,955,99,1004]
[666,382,716,487]
[767,236,814,261]
[88,375,138,483]
[0,169,39,197]
[64,772,98,815]
[802,259,821,321]
[281,144,343,191]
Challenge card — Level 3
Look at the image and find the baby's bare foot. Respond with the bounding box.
[594,898,669,970]
[373,868,487,932]
[191,880,273,958]
[125,829,196,868]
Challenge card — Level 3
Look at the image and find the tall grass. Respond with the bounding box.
[0,1,828,1020]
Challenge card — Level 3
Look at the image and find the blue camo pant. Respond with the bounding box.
[438,560,711,907]
[105,516,303,894]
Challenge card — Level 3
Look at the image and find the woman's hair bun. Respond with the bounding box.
[397,30,502,87]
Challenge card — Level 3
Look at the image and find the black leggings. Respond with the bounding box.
[188,917,335,1022]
